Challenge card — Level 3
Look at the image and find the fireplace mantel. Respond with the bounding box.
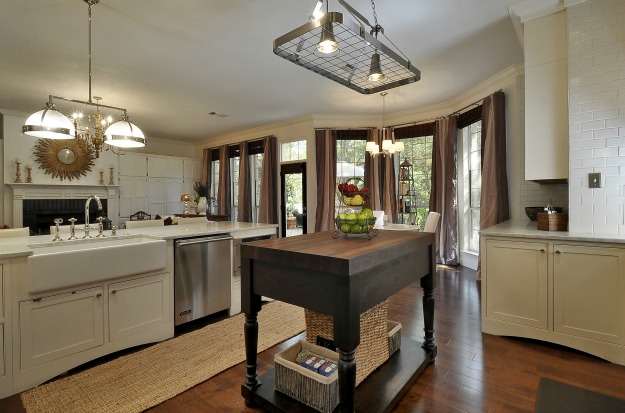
[8,183,120,228]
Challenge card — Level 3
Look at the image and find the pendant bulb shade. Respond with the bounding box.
[22,107,75,139]
[394,141,404,152]
[317,22,339,54]
[367,52,385,82]
[104,120,146,148]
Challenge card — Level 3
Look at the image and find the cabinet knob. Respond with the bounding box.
[111,290,117,294]
[96,293,102,298]
[540,249,545,253]
[555,250,561,254]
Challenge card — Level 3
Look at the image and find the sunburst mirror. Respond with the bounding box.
[34,139,95,181]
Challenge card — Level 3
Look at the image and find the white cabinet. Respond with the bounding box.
[0,263,7,397]
[485,239,548,330]
[19,287,105,369]
[119,153,147,177]
[147,156,169,178]
[482,235,625,364]
[524,10,568,181]
[148,178,167,216]
[166,179,184,214]
[109,273,168,342]
[119,176,148,218]
[553,244,625,345]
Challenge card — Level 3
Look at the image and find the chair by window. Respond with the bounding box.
[177,217,209,225]
[423,212,441,233]
[125,220,164,229]
[0,227,30,238]
[130,211,151,221]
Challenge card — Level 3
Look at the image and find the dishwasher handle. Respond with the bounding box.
[175,235,232,247]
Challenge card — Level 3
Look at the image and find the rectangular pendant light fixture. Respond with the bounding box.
[273,10,421,94]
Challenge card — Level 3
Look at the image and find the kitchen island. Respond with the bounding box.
[240,230,436,413]
[481,219,625,366]
[0,221,277,398]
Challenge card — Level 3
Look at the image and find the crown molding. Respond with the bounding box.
[509,0,565,24]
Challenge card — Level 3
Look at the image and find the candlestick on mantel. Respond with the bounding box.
[26,165,32,183]
[14,160,23,183]
[108,167,115,185]
[99,170,105,185]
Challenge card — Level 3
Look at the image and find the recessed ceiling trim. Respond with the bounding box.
[273,12,420,95]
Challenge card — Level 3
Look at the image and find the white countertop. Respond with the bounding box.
[481,219,625,244]
[0,221,277,259]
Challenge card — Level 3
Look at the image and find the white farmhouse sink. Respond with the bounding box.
[27,236,167,293]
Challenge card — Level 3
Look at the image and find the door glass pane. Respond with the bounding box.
[285,172,304,237]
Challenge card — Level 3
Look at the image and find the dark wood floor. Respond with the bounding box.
[3,265,625,412]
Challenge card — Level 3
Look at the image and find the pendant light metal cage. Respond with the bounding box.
[273,11,420,94]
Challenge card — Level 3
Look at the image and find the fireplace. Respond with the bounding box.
[8,183,120,233]
[23,199,109,235]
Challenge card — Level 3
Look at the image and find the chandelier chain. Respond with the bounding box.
[370,0,378,29]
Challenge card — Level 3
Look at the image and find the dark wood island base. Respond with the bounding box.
[240,230,436,413]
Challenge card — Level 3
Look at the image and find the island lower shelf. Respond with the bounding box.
[241,337,433,413]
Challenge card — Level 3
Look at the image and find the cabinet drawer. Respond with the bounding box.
[20,287,104,369]
[109,273,168,342]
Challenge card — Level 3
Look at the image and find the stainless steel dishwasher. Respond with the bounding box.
[174,233,233,326]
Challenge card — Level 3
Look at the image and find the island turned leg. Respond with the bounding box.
[338,348,357,413]
[420,270,437,359]
[242,311,260,405]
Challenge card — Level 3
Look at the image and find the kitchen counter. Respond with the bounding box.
[481,219,625,244]
[0,221,277,259]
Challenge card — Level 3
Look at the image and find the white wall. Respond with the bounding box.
[567,0,625,234]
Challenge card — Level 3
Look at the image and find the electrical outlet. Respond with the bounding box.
[589,173,601,188]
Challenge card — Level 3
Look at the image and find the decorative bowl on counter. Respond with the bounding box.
[525,206,563,221]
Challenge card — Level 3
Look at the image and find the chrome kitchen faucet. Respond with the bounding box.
[84,195,102,238]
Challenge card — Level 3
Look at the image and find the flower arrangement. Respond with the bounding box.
[193,180,208,204]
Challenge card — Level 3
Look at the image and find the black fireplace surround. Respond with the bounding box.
[23,199,109,235]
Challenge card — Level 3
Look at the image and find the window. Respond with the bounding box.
[252,153,263,221]
[281,140,307,162]
[335,138,366,214]
[231,157,240,221]
[209,159,219,214]
[397,135,433,228]
[460,120,482,253]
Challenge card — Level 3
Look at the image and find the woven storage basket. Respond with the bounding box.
[275,340,339,413]
[537,212,568,231]
[304,300,390,386]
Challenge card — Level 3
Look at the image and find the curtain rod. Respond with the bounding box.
[390,88,503,129]
[206,135,272,151]
[449,88,503,116]
[314,127,374,130]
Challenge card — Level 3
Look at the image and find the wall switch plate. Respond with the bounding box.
[589,172,601,188]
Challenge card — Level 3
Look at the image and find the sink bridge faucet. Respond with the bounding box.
[84,195,102,238]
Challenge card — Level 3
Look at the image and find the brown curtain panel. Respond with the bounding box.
[380,128,397,222]
[258,136,278,224]
[429,116,458,265]
[477,91,510,279]
[201,148,210,189]
[364,128,382,211]
[217,145,231,217]
[237,142,252,222]
[314,129,337,232]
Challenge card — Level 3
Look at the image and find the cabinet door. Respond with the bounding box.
[554,244,625,345]
[147,178,167,216]
[147,156,168,178]
[485,240,549,329]
[0,264,3,319]
[166,158,184,179]
[166,179,184,214]
[0,323,4,378]
[109,273,168,342]
[19,287,104,369]
[119,176,148,218]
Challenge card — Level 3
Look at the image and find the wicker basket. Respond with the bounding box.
[537,212,568,231]
[304,300,390,386]
[275,340,339,413]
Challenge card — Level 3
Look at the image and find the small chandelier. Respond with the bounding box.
[21,0,145,158]
[366,92,404,157]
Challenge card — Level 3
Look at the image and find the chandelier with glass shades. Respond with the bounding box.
[21,0,145,158]
[366,92,404,157]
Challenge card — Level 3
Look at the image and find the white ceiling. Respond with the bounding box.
[0,0,525,144]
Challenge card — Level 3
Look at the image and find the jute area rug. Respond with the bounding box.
[21,301,305,413]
